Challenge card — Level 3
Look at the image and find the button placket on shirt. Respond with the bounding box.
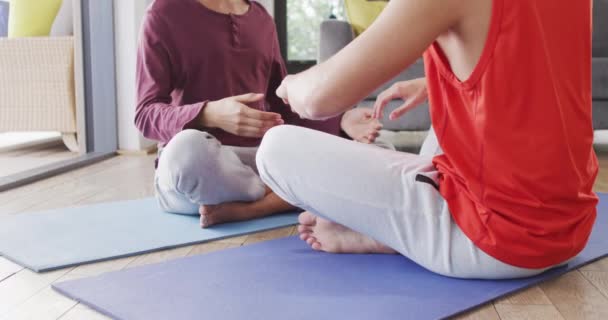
[230,15,240,47]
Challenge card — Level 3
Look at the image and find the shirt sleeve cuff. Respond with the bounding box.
[180,100,208,131]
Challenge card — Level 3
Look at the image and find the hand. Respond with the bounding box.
[201,93,284,138]
[372,78,427,120]
[276,73,323,120]
[341,108,383,144]
[275,76,291,106]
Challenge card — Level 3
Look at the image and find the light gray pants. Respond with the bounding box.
[154,129,395,215]
[155,129,265,215]
[256,125,566,279]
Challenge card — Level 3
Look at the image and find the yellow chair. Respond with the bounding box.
[344,0,387,36]
[8,0,62,37]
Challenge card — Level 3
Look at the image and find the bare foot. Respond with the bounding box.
[199,188,294,228]
[199,202,250,228]
[341,108,383,144]
[297,211,396,254]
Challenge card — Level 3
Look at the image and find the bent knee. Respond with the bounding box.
[158,130,220,187]
[256,125,300,177]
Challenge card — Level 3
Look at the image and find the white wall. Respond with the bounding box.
[114,0,155,151]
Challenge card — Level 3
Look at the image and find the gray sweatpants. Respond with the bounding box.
[155,130,265,215]
[155,128,394,214]
[256,125,567,279]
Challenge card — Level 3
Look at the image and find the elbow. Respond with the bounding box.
[133,107,146,134]
[304,107,330,121]
[133,105,156,141]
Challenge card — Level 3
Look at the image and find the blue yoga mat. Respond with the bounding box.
[53,193,608,320]
[0,198,299,272]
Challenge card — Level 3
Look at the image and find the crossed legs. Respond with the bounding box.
[257,125,556,279]
[154,129,296,227]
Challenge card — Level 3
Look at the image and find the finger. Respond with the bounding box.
[276,82,287,100]
[389,99,419,120]
[373,90,400,119]
[373,89,394,118]
[240,117,283,128]
[235,125,270,138]
[369,119,383,130]
[240,104,283,121]
[233,93,265,104]
[368,130,381,139]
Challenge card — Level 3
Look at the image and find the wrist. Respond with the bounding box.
[200,101,218,128]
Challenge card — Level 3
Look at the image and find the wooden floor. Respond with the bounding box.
[0,139,77,177]
[0,152,606,320]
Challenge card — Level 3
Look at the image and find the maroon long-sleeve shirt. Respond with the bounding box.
[135,0,341,147]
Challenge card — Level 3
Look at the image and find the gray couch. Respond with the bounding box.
[319,4,608,132]
[593,0,608,129]
[319,20,431,133]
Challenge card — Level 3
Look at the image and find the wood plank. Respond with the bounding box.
[0,155,124,204]
[541,271,608,320]
[0,155,153,207]
[452,303,500,320]
[580,258,608,272]
[0,156,156,215]
[60,256,136,281]
[1,287,76,320]
[496,286,553,305]
[187,242,239,256]
[242,226,296,245]
[495,304,565,320]
[0,267,72,316]
[580,271,608,299]
[125,246,192,269]
[0,257,23,281]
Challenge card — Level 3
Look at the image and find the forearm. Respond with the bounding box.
[134,100,206,144]
[293,0,461,119]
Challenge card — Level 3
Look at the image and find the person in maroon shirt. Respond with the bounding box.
[136,0,384,227]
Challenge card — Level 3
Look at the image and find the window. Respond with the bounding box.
[276,1,345,73]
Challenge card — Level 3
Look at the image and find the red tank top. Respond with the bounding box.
[423,0,598,268]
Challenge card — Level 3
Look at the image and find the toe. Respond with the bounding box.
[200,205,215,216]
[297,224,313,234]
[311,241,323,251]
[200,214,217,228]
[298,211,317,226]
[299,232,312,241]
[306,236,317,246]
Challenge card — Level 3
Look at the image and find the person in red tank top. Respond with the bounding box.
[256,0,598,278]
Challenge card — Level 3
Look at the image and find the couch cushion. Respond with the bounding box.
[593,100,608,130]
[8,0,61,37]
[593,0,608,57]
[358,99,431,131]
[594,58,608,100]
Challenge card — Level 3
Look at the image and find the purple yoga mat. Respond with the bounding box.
[53,193,608,320]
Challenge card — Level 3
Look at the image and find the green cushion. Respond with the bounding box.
[8,0,62,37]
[344,0,387,36]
